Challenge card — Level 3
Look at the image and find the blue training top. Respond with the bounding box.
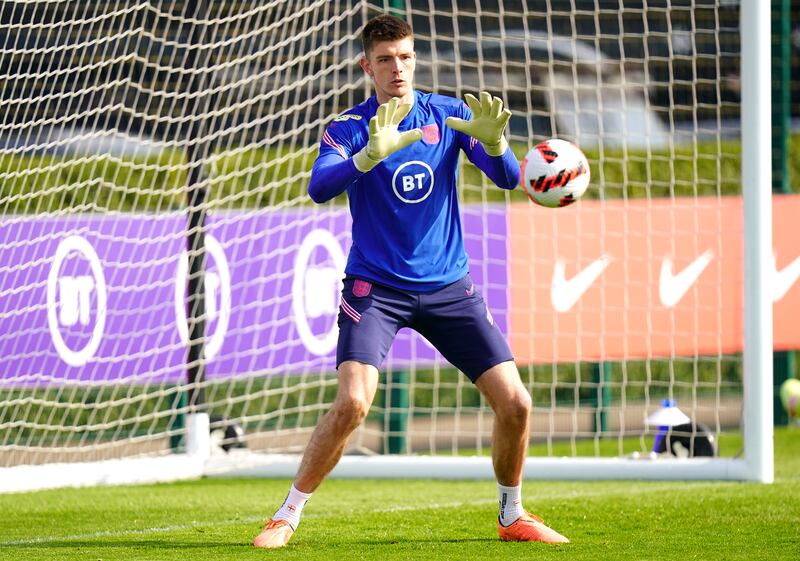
[308,90,519,292]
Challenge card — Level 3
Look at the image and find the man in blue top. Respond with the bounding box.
[254,14,569,548]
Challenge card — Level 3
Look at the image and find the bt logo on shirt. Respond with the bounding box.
[391,160,434,203]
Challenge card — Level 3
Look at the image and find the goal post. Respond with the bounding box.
[0,0,779,493]
[740,0,774,484]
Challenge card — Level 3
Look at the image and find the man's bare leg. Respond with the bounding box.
[253,360,378,548]
[475,361,569,543]
[294,360,379,492]
[474,361,531,486]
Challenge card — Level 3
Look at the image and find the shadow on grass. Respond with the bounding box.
[321,537,495,546]
[287,535,499,548]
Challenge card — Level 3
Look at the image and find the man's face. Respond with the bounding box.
[360,36,416,104]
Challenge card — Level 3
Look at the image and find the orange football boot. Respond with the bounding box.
[498,512,569,544]
[253,518,294,548]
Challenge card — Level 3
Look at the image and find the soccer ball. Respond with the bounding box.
[520,139,590,208]
[780,378,800,420]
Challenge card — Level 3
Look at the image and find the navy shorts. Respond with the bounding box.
[336,274,514,382]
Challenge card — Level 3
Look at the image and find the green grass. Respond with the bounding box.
[1,427,798,561]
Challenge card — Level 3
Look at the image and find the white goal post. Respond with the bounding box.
[0,0,778,493]
[739,0,774,484]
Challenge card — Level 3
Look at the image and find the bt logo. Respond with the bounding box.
[292,229,345,356]
[47,235,107,367]
[392,161,434,203]
[58,276,95,327]
[174,234,231,360]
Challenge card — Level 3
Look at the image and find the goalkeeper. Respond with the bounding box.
[254,14,569,548]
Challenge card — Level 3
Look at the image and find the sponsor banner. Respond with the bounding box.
[771,196,800,351]
[0,207,508,385]
[7,194,795,383]
[1,214,186,385]
[508,195,800,363]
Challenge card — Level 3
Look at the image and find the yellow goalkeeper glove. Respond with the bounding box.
[444,91,511,156]
[353,97,423,172]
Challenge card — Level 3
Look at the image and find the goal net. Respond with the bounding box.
[0,0,777,492]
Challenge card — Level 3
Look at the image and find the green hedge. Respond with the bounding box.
[2,135,797,213]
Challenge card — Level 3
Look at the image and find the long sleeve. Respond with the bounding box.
[307,152,363,203]
[465,141,520,190]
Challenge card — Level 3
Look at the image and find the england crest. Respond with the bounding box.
[421,123,440,144]
[353,279,372,297]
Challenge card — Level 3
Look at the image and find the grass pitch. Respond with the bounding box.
[1,428,798,561]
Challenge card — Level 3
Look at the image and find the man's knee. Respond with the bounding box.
[330,395,370,429]
[504,388,532,424]
[477,362,532,423]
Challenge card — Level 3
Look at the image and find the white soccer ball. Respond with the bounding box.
[780,378,800,420]
[520,139,591,208]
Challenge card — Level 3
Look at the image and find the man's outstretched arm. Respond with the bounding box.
[308,98,422,203]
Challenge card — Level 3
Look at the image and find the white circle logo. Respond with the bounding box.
[292,229,346,356]
[47,235,107,367]
[392,160,435,203]
[174,234,231,360]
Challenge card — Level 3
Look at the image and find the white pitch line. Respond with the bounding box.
[0,499,497,547]
[0,481,722,547]
[0,516,263,547]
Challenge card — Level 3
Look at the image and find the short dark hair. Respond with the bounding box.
[361,14,413,56]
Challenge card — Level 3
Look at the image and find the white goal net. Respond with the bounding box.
[0,0,778,491]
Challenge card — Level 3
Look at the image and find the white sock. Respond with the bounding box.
[498,483,524,527]
[272,484,312,530]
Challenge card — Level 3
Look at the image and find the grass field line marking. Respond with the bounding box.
[0,482,724,547]
[0,518,262,547]
[0,499,498,546]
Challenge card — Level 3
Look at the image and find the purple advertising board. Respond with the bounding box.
[0,206,508,386]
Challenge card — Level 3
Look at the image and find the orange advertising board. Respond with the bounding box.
[508,195,800,363]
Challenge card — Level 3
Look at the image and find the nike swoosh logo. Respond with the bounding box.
[773,254,800,302]
[551,255,611,313]
[659,250,714,308]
